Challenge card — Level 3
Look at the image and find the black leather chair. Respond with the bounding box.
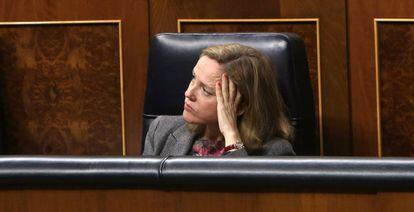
[143,33,317,155]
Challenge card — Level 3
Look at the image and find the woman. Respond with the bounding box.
[142,43,295,156]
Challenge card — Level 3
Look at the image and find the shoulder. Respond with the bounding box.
[150,115,186,134]
[153,115,185,126]
[262,137,296,156]
[143,115,187,156]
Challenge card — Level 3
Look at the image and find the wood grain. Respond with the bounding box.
[150,0,281,36]
[0,0,149,155]
[0,23,122,155]
[279,0,350,155]
[348,0,414,156]
[377,22,414,156]
[2,189,414,212]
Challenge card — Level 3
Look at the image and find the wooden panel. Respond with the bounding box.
[376,21,414,156]
[150,0,281,36]
[3,189,414,212]
[0,0,149,155]
[279,0,350,155]
[348,0,414,156]
[378,192,414,211]
[0,22,122,155]
[347,0,378,156]
[179,20,321,153]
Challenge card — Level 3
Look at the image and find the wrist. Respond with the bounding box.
[223,130,241,146]
[222,138,244,153]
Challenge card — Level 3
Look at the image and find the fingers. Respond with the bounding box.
[217,74,243,117]
[216,81,223,101]
[221,74,238,101]
[229,75,236,102]
[221,74,229,101]
[216,81,223,103]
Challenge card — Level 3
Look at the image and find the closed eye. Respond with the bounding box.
[202,87,212,95]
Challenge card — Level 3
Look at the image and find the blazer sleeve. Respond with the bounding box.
[142,116,162,156]
[264,139,296,156]
[223,149,249,157]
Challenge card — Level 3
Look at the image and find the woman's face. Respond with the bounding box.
[183,56,223,124]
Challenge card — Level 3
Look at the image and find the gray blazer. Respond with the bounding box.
[142,116,295,157]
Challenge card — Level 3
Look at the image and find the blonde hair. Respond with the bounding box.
[194,43,293,153]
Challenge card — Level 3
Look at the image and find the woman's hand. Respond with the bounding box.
[216,74,242,146]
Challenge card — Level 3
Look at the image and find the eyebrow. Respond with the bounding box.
[192,70,215,91]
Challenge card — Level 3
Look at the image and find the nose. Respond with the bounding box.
[184,82,196,101]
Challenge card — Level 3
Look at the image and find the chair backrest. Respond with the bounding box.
[143,33,317,155]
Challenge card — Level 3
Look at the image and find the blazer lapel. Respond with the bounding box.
[163,124,198,156]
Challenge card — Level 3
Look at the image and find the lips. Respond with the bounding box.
[184,102,195,112]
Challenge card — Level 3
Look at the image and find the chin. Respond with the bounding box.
[183,111,218,125]
[183,111,197,124]
[183,110,204,124]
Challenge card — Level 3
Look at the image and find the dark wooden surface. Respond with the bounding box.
[279,0,350,155]
[0,23,123,155]
[377,22,414,156]
[0,0,149,155]
[348,0,414,156]
[149,0,281,36]
[1,189,414,212]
